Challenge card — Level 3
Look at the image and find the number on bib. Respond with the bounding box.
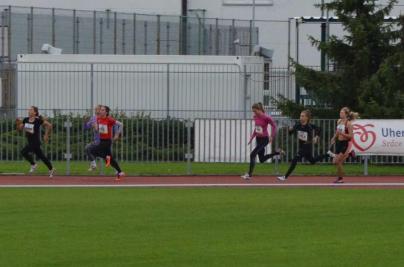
[297,131,308,142]
[99,124,108,134]
[255,126,263,134]
[337,124,345,133]
[24,123,34,134]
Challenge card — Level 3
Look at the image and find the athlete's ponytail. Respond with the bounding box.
[349,111,359,121]
[341,107,359,121]
[104,106,111,116]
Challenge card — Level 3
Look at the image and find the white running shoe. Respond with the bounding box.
[88,161,97,171]
[276,148,286,155]
[115,172,125,181]
[277,175,287,181]
[29,164,38,173]
[241,173,251,180]
[49,169,56,178]
[327,150,336,158]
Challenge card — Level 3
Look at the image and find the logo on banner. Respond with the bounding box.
[352,124,376,152]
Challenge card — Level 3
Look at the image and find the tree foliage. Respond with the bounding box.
[277,0,404,119]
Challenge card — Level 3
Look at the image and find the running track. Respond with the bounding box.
[1,175,404,188]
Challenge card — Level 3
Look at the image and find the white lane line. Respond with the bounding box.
[1,183,404,188]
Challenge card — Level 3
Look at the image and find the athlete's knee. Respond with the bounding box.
[258,155,266,163]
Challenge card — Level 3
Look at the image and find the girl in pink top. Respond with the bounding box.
[242,103,283,180]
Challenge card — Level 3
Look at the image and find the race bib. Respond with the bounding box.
[297,131,308,142]
[255,126,263,134]
[99,124,108,134]
[24,123,34,134]
[337,124,346,133]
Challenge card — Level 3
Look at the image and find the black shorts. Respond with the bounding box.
[91,139,112,158]
[335,140,349,154]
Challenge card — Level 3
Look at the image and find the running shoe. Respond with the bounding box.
[29,164,38,173]
[277,175,287,181]
[49,169,56,178]
[241,173,251,180]
[115,172,125,181]
[105,156,111,167]
[333,177,344,184]
[276,148,286,155]
[327,150,336,158]
[88,161,97,171]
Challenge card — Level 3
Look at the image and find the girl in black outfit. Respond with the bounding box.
[277,110,329,181]
[16,106,55,177]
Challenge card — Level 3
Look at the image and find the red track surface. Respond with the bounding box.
[1,175,404,188]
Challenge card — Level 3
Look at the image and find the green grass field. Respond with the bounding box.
[0,161,403,176]
[1,188,404,266]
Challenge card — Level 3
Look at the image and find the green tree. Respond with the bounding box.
[277,0,403,118]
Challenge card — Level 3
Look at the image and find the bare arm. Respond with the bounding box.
[42,120,52,143]
[16,118,24,131]
[113,120,123,140]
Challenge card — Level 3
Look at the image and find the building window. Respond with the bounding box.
[222,0,273,6]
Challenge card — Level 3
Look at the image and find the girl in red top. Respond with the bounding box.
[91,106,125,180]
[241,103,283,180]
[329,107,359,183]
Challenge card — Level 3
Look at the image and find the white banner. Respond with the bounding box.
[352,120,404,156]
[194,119,272,163]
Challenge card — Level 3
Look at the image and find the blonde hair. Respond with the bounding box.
[252,102,265,113]
[341,107,359,121]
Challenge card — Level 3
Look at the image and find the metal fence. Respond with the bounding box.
[1,60,296,119]
[0,6,260,61]
[1,112,403,173]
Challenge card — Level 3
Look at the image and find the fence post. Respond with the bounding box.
[166,63,170,118]
[73,9,76,53]
[185,120,193,175]
[99,17,103,54]
[363,156,369,176]
[90,63,94,110]
[52,8,56,47]
[243,65,249,119]
[133,13,137,54]
[93,10,96,54]
[30,7,33,53]
[7,6,11,61]
[113,12,117,54]
[215,18,219,55]
[64,118,72,175]
[156,15,161,55]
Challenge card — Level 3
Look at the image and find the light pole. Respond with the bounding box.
[252,0,256,47]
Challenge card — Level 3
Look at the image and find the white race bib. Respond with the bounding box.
[297,131,308,142]
[337,124,346,133]
[24,123,34,134]
[99,124,108,134]
[255,126,263,134]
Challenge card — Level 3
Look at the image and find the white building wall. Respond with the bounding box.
[16,54,265,119]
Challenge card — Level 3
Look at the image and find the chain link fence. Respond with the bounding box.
[0,6,261,61]
[1,112,403,172]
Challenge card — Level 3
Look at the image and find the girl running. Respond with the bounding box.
[277,110,329,181]
[90,105,125,180]
[84,105,102,171]
[329,107,359,183]
[16,106,56,177]
[241,103,283,180]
